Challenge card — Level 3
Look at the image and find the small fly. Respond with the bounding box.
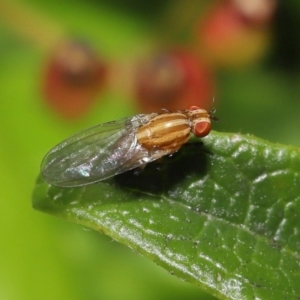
[41,106,215,187]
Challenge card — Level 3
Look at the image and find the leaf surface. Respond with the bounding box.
[32,131,300,300]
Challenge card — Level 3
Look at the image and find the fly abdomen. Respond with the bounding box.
[136,112,191,151]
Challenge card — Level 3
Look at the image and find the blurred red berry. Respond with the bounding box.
[134,49,215,113]
[197,0,275,67]
[231,0,277,25]
[42,41,107,119]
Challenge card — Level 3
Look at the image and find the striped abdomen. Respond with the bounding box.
[136,112,191,153]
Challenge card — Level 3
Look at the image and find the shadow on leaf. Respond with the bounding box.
[114,141,211,195]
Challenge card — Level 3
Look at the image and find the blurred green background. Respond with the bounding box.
[1,0,300,299]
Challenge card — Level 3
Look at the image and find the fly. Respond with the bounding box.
[41,106,214,187]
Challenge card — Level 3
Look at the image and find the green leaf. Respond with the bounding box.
[32,131,300,300]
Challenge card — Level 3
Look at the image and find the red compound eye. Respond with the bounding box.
[193,120,211,137]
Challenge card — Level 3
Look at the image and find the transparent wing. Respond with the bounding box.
[41,113,164,187]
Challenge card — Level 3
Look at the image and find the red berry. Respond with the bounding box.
[134,49,215,113]
[231,0,277,25]
[42,41,107,119]
[197,1,273,67]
